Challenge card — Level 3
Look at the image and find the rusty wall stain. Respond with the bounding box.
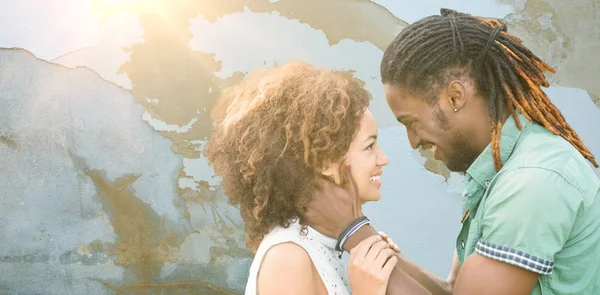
[0,135,19,150]
[84,170,181,282]
[79,164,238,294]
[64,149,238,293]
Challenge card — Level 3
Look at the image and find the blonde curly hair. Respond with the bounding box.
[204,61,371,251]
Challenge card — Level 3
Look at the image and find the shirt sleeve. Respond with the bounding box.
[476,167,583,275]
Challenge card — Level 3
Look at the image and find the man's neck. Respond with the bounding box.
[473,110,513,161]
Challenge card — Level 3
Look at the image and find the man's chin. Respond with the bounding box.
[444,160,472,174]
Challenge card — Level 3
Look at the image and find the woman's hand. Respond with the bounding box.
[378,231,401,253]
[348,235,398,295]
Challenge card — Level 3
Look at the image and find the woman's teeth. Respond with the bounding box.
[370,175,381,182]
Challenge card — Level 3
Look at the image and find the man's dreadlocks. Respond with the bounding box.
[380,8,598,171]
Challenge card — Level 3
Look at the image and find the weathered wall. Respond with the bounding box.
[1,1,598,294]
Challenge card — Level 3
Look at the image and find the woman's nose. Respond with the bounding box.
[377,149,389,166]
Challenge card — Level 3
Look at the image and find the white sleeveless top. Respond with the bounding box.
[245,218,351,295]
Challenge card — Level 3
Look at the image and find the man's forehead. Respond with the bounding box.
[385,87,428,113]
[384,84,422,103]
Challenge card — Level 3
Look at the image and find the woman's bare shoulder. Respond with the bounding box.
[257,242,317,294]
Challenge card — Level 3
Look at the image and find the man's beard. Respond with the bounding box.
[431,103,481,173]
[444,130,480,173]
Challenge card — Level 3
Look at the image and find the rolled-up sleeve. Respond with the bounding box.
[476,167,583,275]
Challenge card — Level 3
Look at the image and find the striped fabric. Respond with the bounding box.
[476,240,554,275]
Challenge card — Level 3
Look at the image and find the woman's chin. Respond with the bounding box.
[359,195,380,204]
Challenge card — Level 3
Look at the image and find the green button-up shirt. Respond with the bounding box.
[457,111,600,294]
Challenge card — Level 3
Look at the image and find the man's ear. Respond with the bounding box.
[444,80,468,112]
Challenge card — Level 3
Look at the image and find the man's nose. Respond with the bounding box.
[407,131,420,150]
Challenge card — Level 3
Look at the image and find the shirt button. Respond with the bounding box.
[461,240,466,249]
[485,181,490,187]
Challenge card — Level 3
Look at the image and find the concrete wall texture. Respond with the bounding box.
[1,1,599,294]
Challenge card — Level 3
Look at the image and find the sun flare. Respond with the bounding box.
[92,0,166,19]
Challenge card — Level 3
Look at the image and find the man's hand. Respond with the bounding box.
[303,159,362,238]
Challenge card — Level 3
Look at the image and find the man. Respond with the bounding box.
[304,8,600,295]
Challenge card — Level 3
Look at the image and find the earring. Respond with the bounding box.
[454,108,458,112]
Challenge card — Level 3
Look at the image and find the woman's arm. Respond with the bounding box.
[345,225,450,295]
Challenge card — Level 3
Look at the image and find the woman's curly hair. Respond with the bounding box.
[203,61,371,251]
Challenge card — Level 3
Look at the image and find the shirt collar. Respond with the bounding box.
[465,111,530,195]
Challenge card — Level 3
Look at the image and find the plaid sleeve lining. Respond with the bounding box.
[475,240,554,275]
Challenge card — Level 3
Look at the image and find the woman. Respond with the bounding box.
[204,61,397,295]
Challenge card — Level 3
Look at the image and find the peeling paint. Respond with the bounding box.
[99,0,407,152]
[106,0,449,179]
[419,148,451,180]
[499,0,600,108]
